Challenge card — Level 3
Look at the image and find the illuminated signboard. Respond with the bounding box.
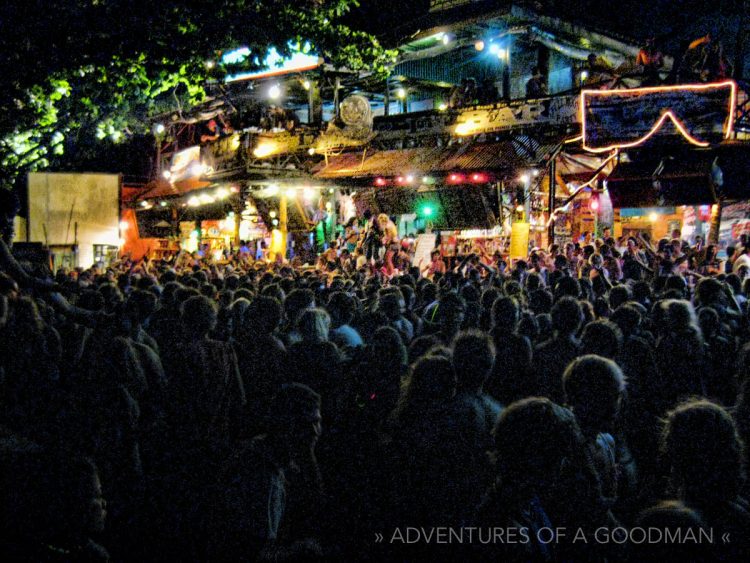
[581,81,737,153]
[453,95,579,136]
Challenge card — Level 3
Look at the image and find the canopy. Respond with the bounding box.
[313,139,558,180]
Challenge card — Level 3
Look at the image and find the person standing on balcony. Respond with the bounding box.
[635,38,664,86]
[200,119,221,143]
[525,67,548,98]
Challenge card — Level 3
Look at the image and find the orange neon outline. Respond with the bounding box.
[580,80,737,153]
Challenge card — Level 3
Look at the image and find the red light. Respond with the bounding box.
[395,176,405,184]
[448,173,464,184]
[470,173,488,183]
[375,177,387,186]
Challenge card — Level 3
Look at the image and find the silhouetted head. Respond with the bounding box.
[661,399,744,505]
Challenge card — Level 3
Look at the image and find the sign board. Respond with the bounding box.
[27,173,120,268]
[412,233,437,266]
[509,222,530,260]
[454,95,580,136]
[582,81,736,153]
[720,201,750,244]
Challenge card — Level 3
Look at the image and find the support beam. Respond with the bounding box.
[279,193,288,260]
[233,201,241,248]
[307,80,315,124]
[709,200,721,244]
[384,76,390,117]
[547,156,556,245]
[334,76,341,119]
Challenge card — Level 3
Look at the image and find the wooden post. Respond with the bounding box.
[384,75,390,117]
[307,80,315,124]
[279,193,289,259]
[502,40,512,101]
[334,76,341,119]
[709,200,722,244]
[547,156,556,245]
[233,203,241,248]
[329,187,338,244]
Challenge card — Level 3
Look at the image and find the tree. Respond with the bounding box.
[0,0,395,191]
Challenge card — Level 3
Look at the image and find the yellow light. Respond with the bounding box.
[269,210,277,219]
[580,70,589,81]
[215,187,230,199]
[519,173,530,184]
[325,202,332,210]
[253,143,277,158]
[188,196,200,207]
[396,88,406,99]
[307,148,315,155]
[649,212,658,222]
[162,170,172,179]
[302,80,311,90]
[205,60,215,69]
[580,81,737,153]
[140,200,150,208]
[405,175,414,183]
[270,228,284,255]
[189,162,206,176]
[438,102,447,111]
[516,205,524,212]
[119,221,129,231]
[286,188,296,198]
[160,201,168,207]
[229,135,241,151]
[474,40,485,51]
[267,184,279,195]
[303,187,315,200]
[455,122,475,136]
[268,84,282,99]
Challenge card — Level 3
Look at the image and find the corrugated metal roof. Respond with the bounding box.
[314,140,557,179]
[137,178,212,200]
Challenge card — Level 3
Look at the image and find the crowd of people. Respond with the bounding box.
[2,218,750,561]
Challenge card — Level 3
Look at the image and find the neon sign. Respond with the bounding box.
[580,81,737,153]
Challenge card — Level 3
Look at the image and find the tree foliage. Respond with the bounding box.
[0,0,396,190]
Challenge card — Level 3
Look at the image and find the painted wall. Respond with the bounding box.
[27,172,121,268]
